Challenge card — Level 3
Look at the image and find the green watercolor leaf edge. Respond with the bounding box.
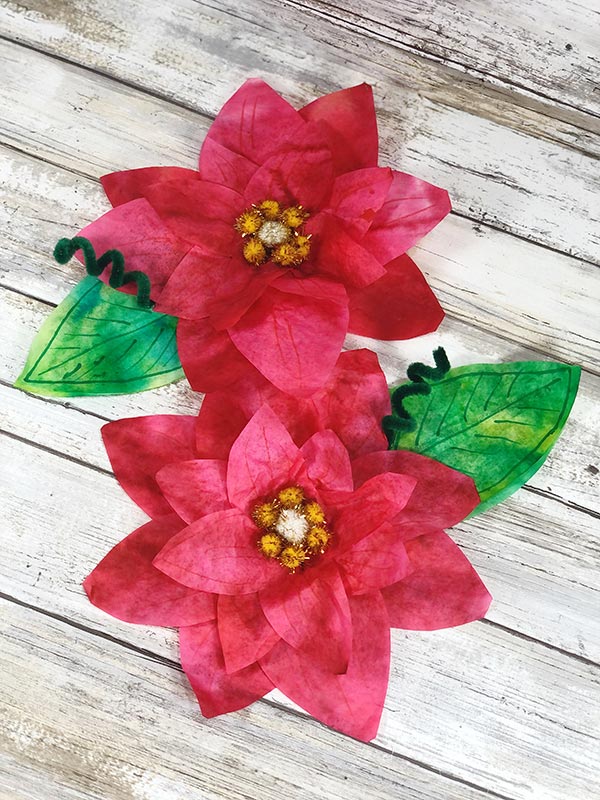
[14,276,185,398]
[387,361,581,516]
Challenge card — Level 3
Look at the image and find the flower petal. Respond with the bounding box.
[217,593,280,674]
[102,415,198,518]
[327,472,417,553]
[154,508,281,595]
[347,254,444,340]
[313,214,386,288]
[339,527,412,595]
[226,405,308,512]
[78,199,189,301]
[364,170,451,262]
[142,178,243,248]
[198,137,257,194]
[202,79,306,165]
[180,619,273,717]
[243,132,334,209]
[101,167,199,207]
[155,459,229,524]
[382,531,492,629]
[260,591,390,741]
[301,430,353,492]
[156,245,280,327]
[229,278,349,397]
[352,450,480,530]
[299,83,378,175]
[326,167,393,238]
[195,390,258,461]
[176,318,260,393]
[83,515,216,626]
[259,564,352,674]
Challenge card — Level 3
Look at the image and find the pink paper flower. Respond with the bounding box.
[79,80,450,396]
[85,352,491,741]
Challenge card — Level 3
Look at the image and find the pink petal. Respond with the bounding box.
[78,199,189,301]
[313,214,386,288]
[347,254,444,340]
[301,430,353,492]
[202,79,306,165]
[198,137,257,194]
[217,593,280,674]
[243,132,334,210]
[260,591,390,741]
[364,171,451,262]
[154,508,281,595]
[229,278,349,397]
[383,531,492,629]
[180,620,273,717]
[352,450,480,530]
[326,472,417,553]
[300,83,378,175]
[195,390,257,461]
[339,527,412,595]
[142,178,243,248]
[101,167,200,207]
[226,405,309,513]
[155,459,229,524]
[176,318,260,393]
[326,167,393,238]
[259,564,352,674]
[83,515,216,626]
[102,415,198,518]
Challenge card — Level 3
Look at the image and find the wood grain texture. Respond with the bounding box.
[0,0,599,797]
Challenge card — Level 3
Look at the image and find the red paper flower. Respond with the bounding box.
[84,352,491,741]
[79,80,450,396]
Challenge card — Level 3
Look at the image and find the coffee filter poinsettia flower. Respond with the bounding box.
[79,80,450,396]
[84,352,491,741]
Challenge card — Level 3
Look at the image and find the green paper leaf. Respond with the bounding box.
[388,361,580,514]
[15,276,184,397]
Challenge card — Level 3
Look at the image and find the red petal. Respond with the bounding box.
[101,167,199,207]
[347,254,444,340]
[83,515,216,626]
[226,405,308,513]
[154,508,281,595]
[300,84,378,175]
[339,527,411,595]
[383,531,492,629]
[364,170,451,262]
[243,133,334,210]
[102,415,198,518]
[301,430,353,492]
[78,199,189,301]
[176,318,260,393]
[217,593,280,674]
[198,137,257,194]
[195,390,257,461]
[143,178,243,248]
[180,620,273,717]
[352,450,480,530]
[229,278,349,397]
[155,459,229,524]
[260,591,390,741]
[203,79,306,165]
[259,564,352,674]
[326,167,393,238]
[313,214,386,288]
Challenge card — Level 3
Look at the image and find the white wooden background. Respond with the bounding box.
[0,2,599,798]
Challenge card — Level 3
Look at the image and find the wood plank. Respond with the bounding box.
[0,15,599,263]
[287,0,600,116]
[1,600,489,800]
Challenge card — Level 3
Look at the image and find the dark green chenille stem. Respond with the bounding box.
[53,236,154,309]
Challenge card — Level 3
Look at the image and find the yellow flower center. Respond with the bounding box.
[253,485,331,572]
[235,199,311,268]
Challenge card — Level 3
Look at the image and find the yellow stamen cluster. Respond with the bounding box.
[235,199,311,268]
[254,485,332,572]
